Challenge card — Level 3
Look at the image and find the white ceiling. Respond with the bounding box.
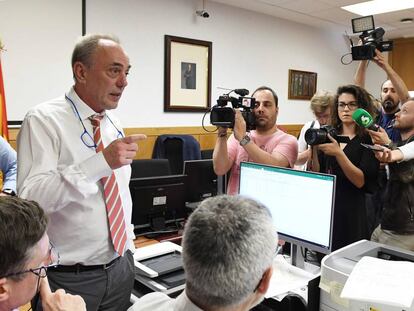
[210,0,414,39]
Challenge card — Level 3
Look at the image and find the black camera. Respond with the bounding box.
[305,125,350,146]
[350,15,393,60]
[210,88,256,131]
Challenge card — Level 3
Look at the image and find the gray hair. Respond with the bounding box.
[182,195,277,308]
[310,90,334,114]
[71,33,120,79]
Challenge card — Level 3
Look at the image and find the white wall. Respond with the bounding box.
[0,0,82,122]
[1,0,386,126]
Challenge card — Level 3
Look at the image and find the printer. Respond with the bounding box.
[320,240,414,310]
[133,242,186,295]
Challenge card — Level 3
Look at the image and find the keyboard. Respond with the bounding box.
[139,251,183,276]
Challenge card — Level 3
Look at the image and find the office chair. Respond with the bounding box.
[152,135,201,175]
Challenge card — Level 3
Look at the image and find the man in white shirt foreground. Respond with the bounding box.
[131,195,278,311]
[0,197,85,311]
[17,34,145,310]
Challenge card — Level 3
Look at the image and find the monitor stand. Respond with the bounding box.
[291,244,305,269]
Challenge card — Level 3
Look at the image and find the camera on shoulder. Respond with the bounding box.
[350,15,393,61]
[210,88,256,131]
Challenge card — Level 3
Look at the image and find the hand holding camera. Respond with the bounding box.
[316,134,344,157]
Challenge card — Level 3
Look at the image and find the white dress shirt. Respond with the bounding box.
[129,291,203,311]
[17,87,135,265]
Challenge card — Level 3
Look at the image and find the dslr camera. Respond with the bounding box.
[210,88,256,131]
[305,125,350,146]
[350,15,393,60]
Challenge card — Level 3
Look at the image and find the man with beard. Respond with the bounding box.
[371,99,414,251]
[354,49,409,144]
[354,49,410,235]
[213,86,298,195]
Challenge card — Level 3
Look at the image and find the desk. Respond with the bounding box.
[133,238,320,310]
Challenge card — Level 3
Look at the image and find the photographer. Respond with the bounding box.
[310,85,379,251]
[213,86,298,195]
[295,90,334,171]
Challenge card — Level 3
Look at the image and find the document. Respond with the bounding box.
[340,256,414,308]
[265,255,317,299]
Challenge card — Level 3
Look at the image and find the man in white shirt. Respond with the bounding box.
[17,34,146,310]
[130,195,278,311]
[0,197,85,311]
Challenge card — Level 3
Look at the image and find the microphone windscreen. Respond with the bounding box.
[352,108,374,128]
[234,89,249,97]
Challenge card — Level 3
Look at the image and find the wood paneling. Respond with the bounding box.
[389,38,414,90]
[8,124,304,159]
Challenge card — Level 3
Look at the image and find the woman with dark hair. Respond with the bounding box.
[310,84,379,251]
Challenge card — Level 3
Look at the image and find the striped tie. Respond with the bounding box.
[90,114,127,255]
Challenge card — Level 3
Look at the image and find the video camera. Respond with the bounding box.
[350,15,393,60]
[210,88,256,131]
[305,125,350,146]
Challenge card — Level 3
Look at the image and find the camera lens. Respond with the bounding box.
[305,128,328,145]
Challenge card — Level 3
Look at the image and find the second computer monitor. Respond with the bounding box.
[239,161,336,254]
[183,159,217,203]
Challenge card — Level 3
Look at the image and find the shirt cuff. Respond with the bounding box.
[79,152,112,183]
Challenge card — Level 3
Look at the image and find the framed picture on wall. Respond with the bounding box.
[288,69,317,100]
[164,35,212,112]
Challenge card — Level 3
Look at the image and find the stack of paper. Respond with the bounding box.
[341,256,414,308]
[265,255,317,299]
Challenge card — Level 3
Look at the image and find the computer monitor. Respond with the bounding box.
[183,159,217,202]
[239,162,335,255]
[129,175,187,232]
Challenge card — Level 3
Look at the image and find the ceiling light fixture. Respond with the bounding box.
[342,0,414,16]
[400,18,414,24]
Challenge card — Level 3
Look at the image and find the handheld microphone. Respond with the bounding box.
[352,108,379,131]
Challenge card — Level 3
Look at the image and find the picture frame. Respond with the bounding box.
[288,69,317,100]
[164,35,212,112]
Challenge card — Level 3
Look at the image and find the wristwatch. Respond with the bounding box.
[239,135,251,147]
[2,189,16,196]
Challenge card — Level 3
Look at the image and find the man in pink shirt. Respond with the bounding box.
[213,86,298,194]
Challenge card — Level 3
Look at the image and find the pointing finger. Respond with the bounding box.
[122,134,147,144]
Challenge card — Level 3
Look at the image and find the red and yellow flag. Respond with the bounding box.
[0,54,9,141]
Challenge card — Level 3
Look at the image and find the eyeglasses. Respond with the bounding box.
[65,94,124,149]
[338,102,358,111]
[1,242,60,279]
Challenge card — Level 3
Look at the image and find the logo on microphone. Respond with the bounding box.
[361,115,370,126]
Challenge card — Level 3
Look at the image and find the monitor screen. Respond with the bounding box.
[183,159,217,202]
[129,175,187,232]
[239,162,335,254]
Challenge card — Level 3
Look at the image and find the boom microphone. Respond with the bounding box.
[352,108,379,131]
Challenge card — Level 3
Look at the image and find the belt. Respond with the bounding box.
[49,256,121,273]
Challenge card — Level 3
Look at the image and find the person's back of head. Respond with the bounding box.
[182,195,277,310]
[0,197,48,310]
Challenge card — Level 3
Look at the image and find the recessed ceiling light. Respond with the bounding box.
[342,0,414,16]
[401,18,414,24]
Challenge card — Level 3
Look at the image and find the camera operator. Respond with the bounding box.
[295,90,334,171]
[310,85,379,251]
[213,86,298,195]
[354,49,410,144]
